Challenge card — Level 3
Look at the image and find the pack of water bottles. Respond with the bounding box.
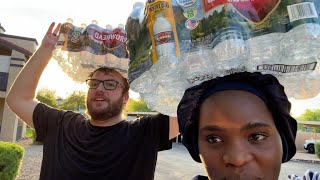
[126,0,320,116]
[52,19,129,82]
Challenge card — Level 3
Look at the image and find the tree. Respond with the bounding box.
[36,88,58,108]
[124,98,152,113]
[298,109,320,121]
[297,109,320,133]
[60,91,86,111]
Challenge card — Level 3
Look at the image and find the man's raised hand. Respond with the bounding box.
[41,22,61,49]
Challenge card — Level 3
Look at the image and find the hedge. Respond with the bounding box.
[0,141,24,180]
[315,141,320,158]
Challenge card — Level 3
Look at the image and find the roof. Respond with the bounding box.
[298,121,320,128]
[0,37,33,56]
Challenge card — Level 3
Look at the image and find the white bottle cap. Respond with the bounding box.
[118,24,125,29]
[67,18,73,23]
[81,23,87,28]
[106,24,113,30]
[91,20,98,24]
[133,2,144,9]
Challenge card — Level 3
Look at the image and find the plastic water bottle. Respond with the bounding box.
[247,33,281,72]
[153,12,178,65]
[210,28,248,75]
[130,2,145,20]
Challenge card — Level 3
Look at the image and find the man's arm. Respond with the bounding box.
[169,117,179,140]
[6,22,61,129]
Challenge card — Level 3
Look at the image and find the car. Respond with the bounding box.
[304,139,318,154]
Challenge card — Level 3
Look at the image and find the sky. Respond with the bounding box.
[1,0,141,97]
[1,0,320,117]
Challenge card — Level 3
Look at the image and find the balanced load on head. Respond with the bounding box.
[126,0,320,116]
[52,19,129,83]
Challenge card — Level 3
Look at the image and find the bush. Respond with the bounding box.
[0,141,24,180]
[315,141,320,158]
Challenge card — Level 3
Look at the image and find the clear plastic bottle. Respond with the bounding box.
[247,33,281,72]
[210,28,248,75]
[153,12,178,65]
[130,2,145,20]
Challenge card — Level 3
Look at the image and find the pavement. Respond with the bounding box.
[15,139,320,180]
[291,150,320,164]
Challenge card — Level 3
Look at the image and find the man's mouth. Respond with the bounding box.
[94,97,106,101]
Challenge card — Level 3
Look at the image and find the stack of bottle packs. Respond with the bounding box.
[53,20,129,82]
[126,0,320,116]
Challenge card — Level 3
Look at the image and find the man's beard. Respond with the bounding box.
[86,95,124,121]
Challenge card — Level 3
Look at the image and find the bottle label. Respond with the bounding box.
[154,30,175,45]
[183,7,197,19]
[287,2,318,22]
[257,62,317,73]
[56,23,128,57]
[203,0,281,23]
[145,0,180,63]
[176,0,196,7]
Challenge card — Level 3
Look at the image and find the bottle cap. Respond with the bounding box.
[67,18,73,23]
[106,24,113,30]
[91,20,98,24]
[81,23,87,28]
[133,2,144,9]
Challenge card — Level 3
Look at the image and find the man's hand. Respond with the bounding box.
[6,22,61,128]
[41,22,61,49]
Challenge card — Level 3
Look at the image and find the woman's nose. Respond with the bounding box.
[222,141,254,167]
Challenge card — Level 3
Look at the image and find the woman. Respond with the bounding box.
[177,72,300,180]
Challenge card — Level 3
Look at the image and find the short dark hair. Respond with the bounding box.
[88,67,129,94]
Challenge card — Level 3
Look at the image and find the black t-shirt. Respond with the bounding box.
[33,103,170,180]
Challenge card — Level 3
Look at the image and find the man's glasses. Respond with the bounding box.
[86,79,124,90]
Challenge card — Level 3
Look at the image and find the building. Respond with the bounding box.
[0,23,38,142]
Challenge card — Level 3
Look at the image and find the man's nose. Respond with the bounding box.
[96,82,105,91]
[222,141,254,167]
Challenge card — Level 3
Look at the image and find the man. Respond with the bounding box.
[6,22,179,180]
[177,72,298,180]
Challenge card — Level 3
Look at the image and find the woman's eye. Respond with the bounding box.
[249,134,267,141]
[206,136,222,144]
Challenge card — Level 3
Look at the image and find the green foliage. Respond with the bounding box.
[124,98,152,113]
[36,88,58,108]
[0,141,24,180]
[59,91,86,111]
[25,128,33,138]
[315,141,320,158]
[297,109,320,133]
[298,109,320,121]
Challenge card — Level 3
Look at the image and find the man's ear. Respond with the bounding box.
[123,92,129,105]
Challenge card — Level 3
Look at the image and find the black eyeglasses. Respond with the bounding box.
[86,79,124,90]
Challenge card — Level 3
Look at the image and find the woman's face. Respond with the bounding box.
[198,90,283,180]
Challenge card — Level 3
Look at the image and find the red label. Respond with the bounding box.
[203,0,280,22]
[92,29,127,48]
[203,0,227,12]
[154,31,174,45]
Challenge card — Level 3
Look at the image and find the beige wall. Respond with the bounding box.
[295,131,320,151]
[0,98,3,131]
[2,36,37,53]
[0,102,18,141]
[0,35,36,142]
